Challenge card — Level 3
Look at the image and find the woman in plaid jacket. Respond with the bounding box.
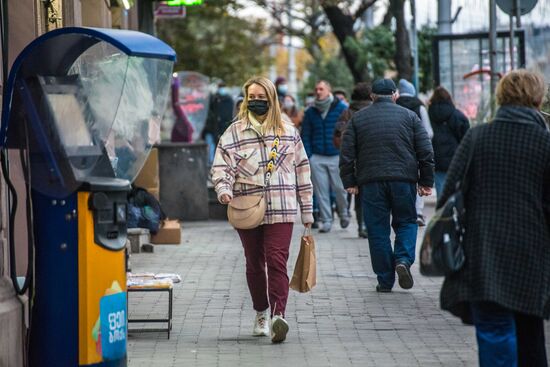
[438,70,550,367]
[211,76,313,343]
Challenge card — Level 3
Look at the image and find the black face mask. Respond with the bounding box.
[247,100,269,116]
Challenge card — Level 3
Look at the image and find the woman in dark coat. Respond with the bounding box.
[438,70,550,367]
[428,87,469,200]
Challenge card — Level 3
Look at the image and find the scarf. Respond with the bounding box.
[248,112,266,135]
[314,94,334,119]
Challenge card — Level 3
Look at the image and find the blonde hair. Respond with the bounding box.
[237,76,285,134]
[496,69,547,109]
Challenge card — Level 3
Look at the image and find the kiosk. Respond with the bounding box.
[1,27,175,366]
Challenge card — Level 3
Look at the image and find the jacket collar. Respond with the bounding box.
[373,97,395,105]
[494,105,548,131]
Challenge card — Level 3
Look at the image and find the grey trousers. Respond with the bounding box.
[309,154,349,224]
[415,194,424,216]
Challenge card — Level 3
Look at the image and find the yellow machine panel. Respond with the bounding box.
[78,192,126,365]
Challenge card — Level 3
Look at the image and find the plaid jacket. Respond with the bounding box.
[212,119,314,225]
[438,106,550,323]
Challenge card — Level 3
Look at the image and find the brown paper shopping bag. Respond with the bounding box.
[289,228,316,293]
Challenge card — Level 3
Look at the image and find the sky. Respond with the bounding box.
[237,0,550,35]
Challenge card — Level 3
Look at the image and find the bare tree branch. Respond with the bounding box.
[353,0,377,21]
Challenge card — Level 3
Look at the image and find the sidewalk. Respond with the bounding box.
[126,196,547,366]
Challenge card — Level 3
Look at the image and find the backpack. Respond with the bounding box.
[127,186,166,234]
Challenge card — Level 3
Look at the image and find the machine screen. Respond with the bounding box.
[46,93,94,147]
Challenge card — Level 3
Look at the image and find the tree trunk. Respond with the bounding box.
[390,0,412,81]
[322,4,368,83]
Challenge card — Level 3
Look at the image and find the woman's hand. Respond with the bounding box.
[304,222,312,229]
[220,194,232,204]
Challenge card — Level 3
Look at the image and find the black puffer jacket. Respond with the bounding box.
[339,99,434,188]
[429,101,470,172]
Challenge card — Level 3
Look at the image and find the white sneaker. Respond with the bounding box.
[252,310,270,337]
[270,315,289,343]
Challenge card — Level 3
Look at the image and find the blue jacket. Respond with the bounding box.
[301,98,347,157]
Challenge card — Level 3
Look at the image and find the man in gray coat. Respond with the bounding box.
[339,79,434,292]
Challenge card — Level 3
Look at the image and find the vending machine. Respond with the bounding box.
[0,27,175,366]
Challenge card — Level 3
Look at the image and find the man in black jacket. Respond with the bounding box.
[339,79,434,292]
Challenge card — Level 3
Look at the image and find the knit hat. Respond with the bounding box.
[398,79,416,96]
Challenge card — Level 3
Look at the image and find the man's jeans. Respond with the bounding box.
[434,171,447,201]
[309,154,349,225]
[361,181,417,289]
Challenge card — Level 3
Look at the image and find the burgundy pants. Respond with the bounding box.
[237,223,294,317]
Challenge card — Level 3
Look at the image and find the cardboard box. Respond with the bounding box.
[135,148,159,191]
[151,219,181,244]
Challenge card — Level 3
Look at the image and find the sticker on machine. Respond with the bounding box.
[96,281,127,360]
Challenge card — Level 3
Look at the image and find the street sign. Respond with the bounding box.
[166,0,203,5]
[154,3,186,18]
[496,0,538,16]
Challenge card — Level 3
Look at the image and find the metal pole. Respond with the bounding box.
[410,0,419,92]
[509,15,515,71]
[489,0,498,116]
[437,0,452,34]
[286,0,297,98]
[269,43,277,83]
[515,0,522,28]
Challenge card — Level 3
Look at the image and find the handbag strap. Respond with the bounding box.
[263,130,281,189]
[458,127,478,192]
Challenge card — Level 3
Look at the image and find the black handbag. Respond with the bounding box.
[420,129,477,277]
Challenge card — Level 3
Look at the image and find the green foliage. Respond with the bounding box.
[300,26,397,100]
[418,25,437,93]
[300,55,354,102]
[339,25,395,82]
[362,25,396,80]
[156,1,270,86]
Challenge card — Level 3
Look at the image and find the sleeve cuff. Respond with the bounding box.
[217,188,233,203]
[301,213,314,225]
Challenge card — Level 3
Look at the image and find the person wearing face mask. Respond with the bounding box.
[301,80,350,233]
[202,82,234,166]
[211,76,313,343]
[275,76,288,100]
[282,95,304,129]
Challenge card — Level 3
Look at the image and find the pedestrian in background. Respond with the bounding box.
[203,82,234,166]
[428,86,470,201]
[396,79,433,227]
[282,94,304,129]
[339,78,434,292]
[304,92,315,108]
[275,76,288,103]
[334,88,349,107]
[301,80,350,233]
[333,82,372,238]
[438,70,550,367]
[211,76,313,343]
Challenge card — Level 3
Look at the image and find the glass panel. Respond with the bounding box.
[69,42,128,145]
[436,33,525,125]
[175,71,210,141]
[106,57,173,182]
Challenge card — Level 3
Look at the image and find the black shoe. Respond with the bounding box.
[395,263,414,289]
[376,285,392,293]
[358,229,368,238]
[416,215,426,227]
[340,216,350,229]
[311,221,319,229]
